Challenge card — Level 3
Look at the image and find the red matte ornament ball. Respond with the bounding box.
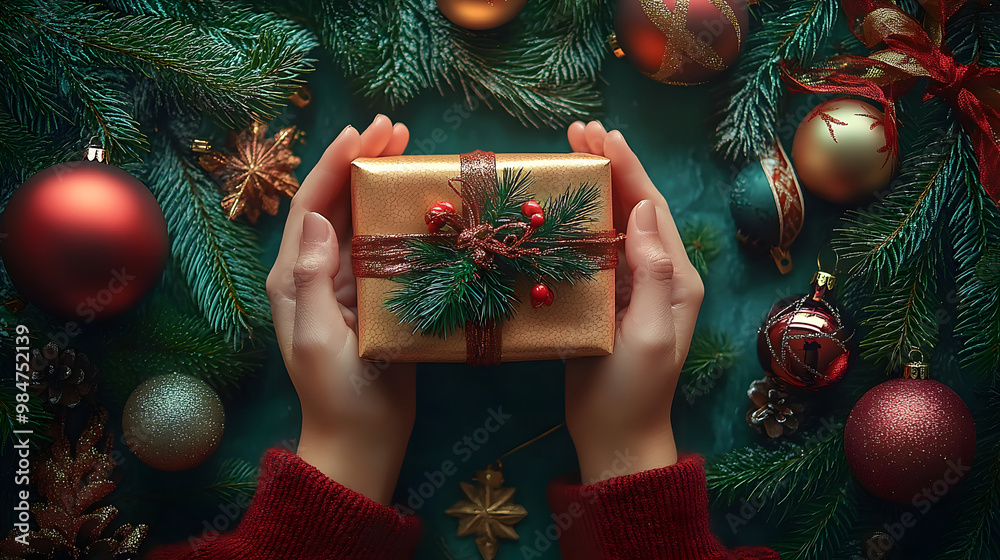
[531,284,554,308]
[0,160,168,320]
[844,377,976,504]
[521,200,542,218]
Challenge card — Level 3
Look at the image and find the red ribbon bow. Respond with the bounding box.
[784,0,1000,204]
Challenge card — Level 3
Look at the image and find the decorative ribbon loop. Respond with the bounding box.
[352,151,622,366]
[783,0,1000,205]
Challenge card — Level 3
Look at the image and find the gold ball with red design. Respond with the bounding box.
[792,98,900,204]
[612,0,748,85]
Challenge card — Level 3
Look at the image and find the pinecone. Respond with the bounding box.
[746,377,805,438]
[28,342,98,409]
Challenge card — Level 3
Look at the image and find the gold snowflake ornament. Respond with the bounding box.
[445,465,527,560]
[199,122,301,223]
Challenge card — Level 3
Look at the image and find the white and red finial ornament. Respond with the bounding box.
[425,200,456,233]
[521,199,544,227]
[531,284,554,308]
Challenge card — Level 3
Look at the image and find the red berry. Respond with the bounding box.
[428,220,441,233]
[438,201,456,213]
[544,289,554,306]
[530,213,545,228]
[531,284,551,308]
[521,200,542,218]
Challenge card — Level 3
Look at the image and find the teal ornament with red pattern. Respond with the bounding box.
[729,141,805,274]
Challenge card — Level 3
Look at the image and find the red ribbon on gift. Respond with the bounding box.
[783,0,1000,204]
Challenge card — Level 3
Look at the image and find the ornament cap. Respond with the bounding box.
[84,138,106,163]
[811,271,837,291]
[608,33,625,58]
[904,348,930,379]
[191,138,213,153]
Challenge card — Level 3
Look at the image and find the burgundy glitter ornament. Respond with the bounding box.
[844,353,976,504]
[757,271,852,390]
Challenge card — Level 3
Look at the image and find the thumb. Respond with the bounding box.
[292,212,351,359]
[620,200,676,355]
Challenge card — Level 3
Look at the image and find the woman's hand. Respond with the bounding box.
[564,121,704,484]
[266,115,415,505]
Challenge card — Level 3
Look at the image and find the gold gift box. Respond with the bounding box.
[351,153,616,363]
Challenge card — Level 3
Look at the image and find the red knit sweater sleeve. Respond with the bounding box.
[545,454,778,560]
[146,449,422,560]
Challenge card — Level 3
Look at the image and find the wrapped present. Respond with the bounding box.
[351,151,622,365]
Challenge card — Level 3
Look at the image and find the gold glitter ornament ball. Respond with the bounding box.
[436,0,527,29]
[123,374,225,471]
[792,98,899,204]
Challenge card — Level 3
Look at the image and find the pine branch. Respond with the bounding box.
[833,101,957,288]
[707,425,847,518]
[681,220,724,277]
[714,0,840,159]
[679,329,739,403]
[302,0,610,128]
[681,329,742,386]
[937,389,1000,560]
[56,62,147,163]
[0,383,53,453]
[143,135,273,345]
[202,457,259,503]
[859,255,940,370]
[0,104,56,173]
[100,304,263,401]
[7,0,314,139]
[775,483,856,560]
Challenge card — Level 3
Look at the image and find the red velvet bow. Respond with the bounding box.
[784,0,1000,204]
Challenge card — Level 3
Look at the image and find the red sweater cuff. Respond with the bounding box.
[545,454,734,560]
[148,449,422,560]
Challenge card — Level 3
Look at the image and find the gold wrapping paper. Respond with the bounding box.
[351,153,616,363]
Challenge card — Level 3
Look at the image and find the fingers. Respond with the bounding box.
[271,125,361,297]
[620,200,677,358]
[360,114,396,157]
[584,121,608,156]
[603,131,687,265]
[568,121,588,153]
[383,123,410,156]
[292,212,351,362]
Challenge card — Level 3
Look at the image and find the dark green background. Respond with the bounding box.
[111,53,975,559]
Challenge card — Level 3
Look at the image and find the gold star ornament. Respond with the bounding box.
[446,465,527,560]
[199,122,302,223]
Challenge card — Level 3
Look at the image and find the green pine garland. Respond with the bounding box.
[385,167,608,338]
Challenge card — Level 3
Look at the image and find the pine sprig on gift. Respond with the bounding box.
[386,244,515,338]
[386,167,612,338]
[713,0,840,160]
